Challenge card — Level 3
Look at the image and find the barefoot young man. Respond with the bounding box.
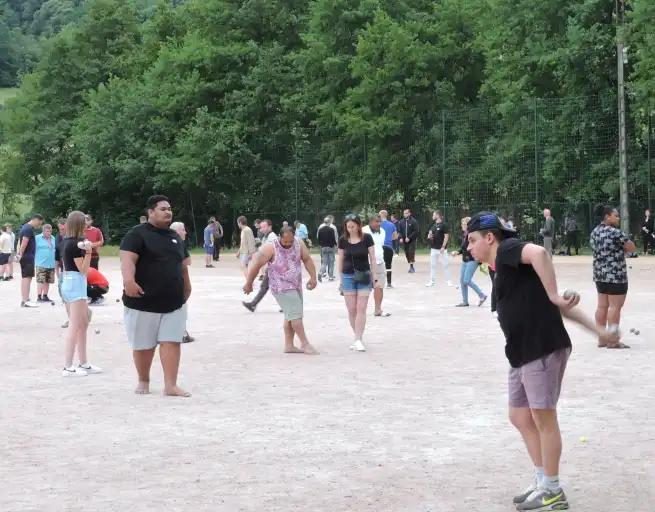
[466,212,618,511]
[120,195,192,397]
[243,226,319,355]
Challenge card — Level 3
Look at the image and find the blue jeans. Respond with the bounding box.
[460,260,485,304]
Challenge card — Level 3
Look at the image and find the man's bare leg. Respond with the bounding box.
[530,409,561,479]
[290,319,318,354]
[21,277,31,302]
[373,287,383,315]
[283,320,302,353]
[133,348,155,394]
[159,342,190,397]
[510,407,543,468]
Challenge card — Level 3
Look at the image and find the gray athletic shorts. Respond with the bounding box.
[508,347,571,410]
[273,290,303,321]
[124,304,187,350]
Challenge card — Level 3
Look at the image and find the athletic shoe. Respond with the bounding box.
[425,281,435,287]
[328,276,336,281]
[62,366,87,377]
[42,295,52,302]
[447,280,455,287]
[318,274,322,283]
[408,267,415,273]
[385,283,393,289]
[78,363,103,374]
[6,275,13,280]
[182,332,195,343]
[61,320,69,328]
[242,301,255,313]
[516,487,568,510]
[89,296,105,306]
[513,481,539,505]
[21,300,39,308]
[478,295,488,307]
[455,302,469,307]
[349,340,366,352]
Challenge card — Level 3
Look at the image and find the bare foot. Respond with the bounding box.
[163,386,191,397]
[284,345,304,354]
[135,381,150,394]
[302,343,319,355]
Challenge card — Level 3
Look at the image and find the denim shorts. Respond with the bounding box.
[60,271,88,303]
[341,272,372,294]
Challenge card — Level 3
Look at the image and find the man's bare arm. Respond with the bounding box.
[300,242,317,284]
[245,245,273,288]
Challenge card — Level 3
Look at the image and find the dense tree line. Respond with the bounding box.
[1,0,654,239]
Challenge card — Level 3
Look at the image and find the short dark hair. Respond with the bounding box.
[602,205,617,219]
[475,229,503,242]
[261,219,272,227]
[146,195,170,210]
[254,218,261,224]
[370,214,381,222]
[31,213,44,221]
[237,215,247,226]
[434,210,443,218]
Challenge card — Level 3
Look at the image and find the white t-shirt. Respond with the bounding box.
[0,232,12,254]
[362,226,385,264]
[263,232,278,243]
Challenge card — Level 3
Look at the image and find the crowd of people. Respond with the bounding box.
[0,197,642,511]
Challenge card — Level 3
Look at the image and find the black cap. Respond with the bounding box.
[467,212,517,237]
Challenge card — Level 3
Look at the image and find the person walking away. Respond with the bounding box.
[466,211,619,511]
[295,220,310,248]
[243,226,319,354]
[203,218,216,268]
[640,208,653,255]
[0,225,13,280]
[564,214,580,256]
[451,216,487,307]
[317,216,338,281]
[425,210,453,287]
[213,217,224,261]
[541,209,555,257]
[60,211,102,377]
[337,215,378,352]
[397,209,419,272]
[120,195,192,397]
[242,219,278,312]
[17,213,44,307]
[363,215,390,317]
[379,210,397,288]
[236,216,256,277]
[35,223,57,302]
[590,206,635,349]
[390,214,400,255]
[171,221,194,343]
[83,214,104,270]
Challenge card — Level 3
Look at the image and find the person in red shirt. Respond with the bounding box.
[87,267,109,304]
[83,214,104,269]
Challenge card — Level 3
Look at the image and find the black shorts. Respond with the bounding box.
[595,281,628,295]
[20,259,35,278]
[0,253,9,265]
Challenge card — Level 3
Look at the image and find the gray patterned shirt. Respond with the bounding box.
[590,224,628,283]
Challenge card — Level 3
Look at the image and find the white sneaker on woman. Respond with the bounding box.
[78,363,103,374]
[349,340,366,352]
[425,281,435,287]
[62,366,87,377]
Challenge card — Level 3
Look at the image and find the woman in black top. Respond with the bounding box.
[451,216,487,307]
[337,214,378,352]
[60,211,102,377]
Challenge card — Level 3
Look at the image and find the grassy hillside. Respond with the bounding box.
[0,88,18,105]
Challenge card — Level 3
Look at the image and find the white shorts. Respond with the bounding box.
[239,253,252,266]
[124,304,187,350]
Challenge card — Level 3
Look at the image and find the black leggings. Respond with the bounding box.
[382,246,394,285]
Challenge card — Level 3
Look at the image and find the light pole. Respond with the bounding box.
[616,0,629,233]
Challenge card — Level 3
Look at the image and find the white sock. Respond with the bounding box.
[543,474,560,491]
[535,466,545,485]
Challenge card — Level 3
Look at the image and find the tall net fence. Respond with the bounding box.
[103,94,654,249]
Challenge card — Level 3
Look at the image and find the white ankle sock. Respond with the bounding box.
[543,475,560,491]
[535,466,545,485]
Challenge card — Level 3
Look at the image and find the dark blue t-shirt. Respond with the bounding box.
[19,223,36,261]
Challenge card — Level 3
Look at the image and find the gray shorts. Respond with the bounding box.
[124,304,187,350]
[508,348,571,410]
[273,290,303,321]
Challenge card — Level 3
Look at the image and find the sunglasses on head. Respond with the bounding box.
[345,214,359,222]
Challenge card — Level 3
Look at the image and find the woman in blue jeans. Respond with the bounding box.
[451,217,487,307]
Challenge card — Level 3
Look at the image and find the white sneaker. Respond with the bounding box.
[425,281,435,287]
[61,320,69,328]
[21,300,39,308]
[78,363,103,374]
[349,340,366,352]
[447,280,455,287]
[62,366,87,377]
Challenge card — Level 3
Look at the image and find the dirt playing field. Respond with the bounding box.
[1,253,653,512]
